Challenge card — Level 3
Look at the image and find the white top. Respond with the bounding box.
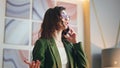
[57,46,69,68]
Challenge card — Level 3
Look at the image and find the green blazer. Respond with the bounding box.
[32,38,87,68]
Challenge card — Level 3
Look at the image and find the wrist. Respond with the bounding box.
[72,39,79,44]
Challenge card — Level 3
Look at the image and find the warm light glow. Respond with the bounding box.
[81,0,89,2]
[114,61,118,65]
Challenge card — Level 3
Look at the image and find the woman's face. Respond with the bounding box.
[60,10,70,30]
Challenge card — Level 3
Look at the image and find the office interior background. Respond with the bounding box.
[0,0,120,68]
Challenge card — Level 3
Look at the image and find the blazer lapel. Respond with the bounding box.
[48,38,62,68]
[63,40,74,68]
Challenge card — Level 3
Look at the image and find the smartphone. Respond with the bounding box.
[62,27,70,35]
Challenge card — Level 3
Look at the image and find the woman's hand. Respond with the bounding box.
[24,60,41,68]
[64,27,78,44]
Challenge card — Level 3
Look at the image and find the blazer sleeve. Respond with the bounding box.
[32,39,47,68]
[73,42,88,68]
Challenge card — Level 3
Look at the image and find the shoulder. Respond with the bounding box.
[37,38,49,43]
[34,38,48,47]
[35,37,54,46]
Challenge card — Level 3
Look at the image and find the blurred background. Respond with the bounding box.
[0,0,120,68]
[0,0,85,68]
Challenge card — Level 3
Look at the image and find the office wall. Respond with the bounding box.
[0,0,83,68]
[90,0,120,68]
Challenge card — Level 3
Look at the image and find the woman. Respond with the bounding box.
[25,6,87,68]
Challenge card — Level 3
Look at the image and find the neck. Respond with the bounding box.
[53,30,62,41]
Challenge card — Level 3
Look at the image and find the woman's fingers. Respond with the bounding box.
[35,60,41,68]
[31,61,35,68]
[24,59,41,68]
[64,27,78,43]
[24,60,31,67]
